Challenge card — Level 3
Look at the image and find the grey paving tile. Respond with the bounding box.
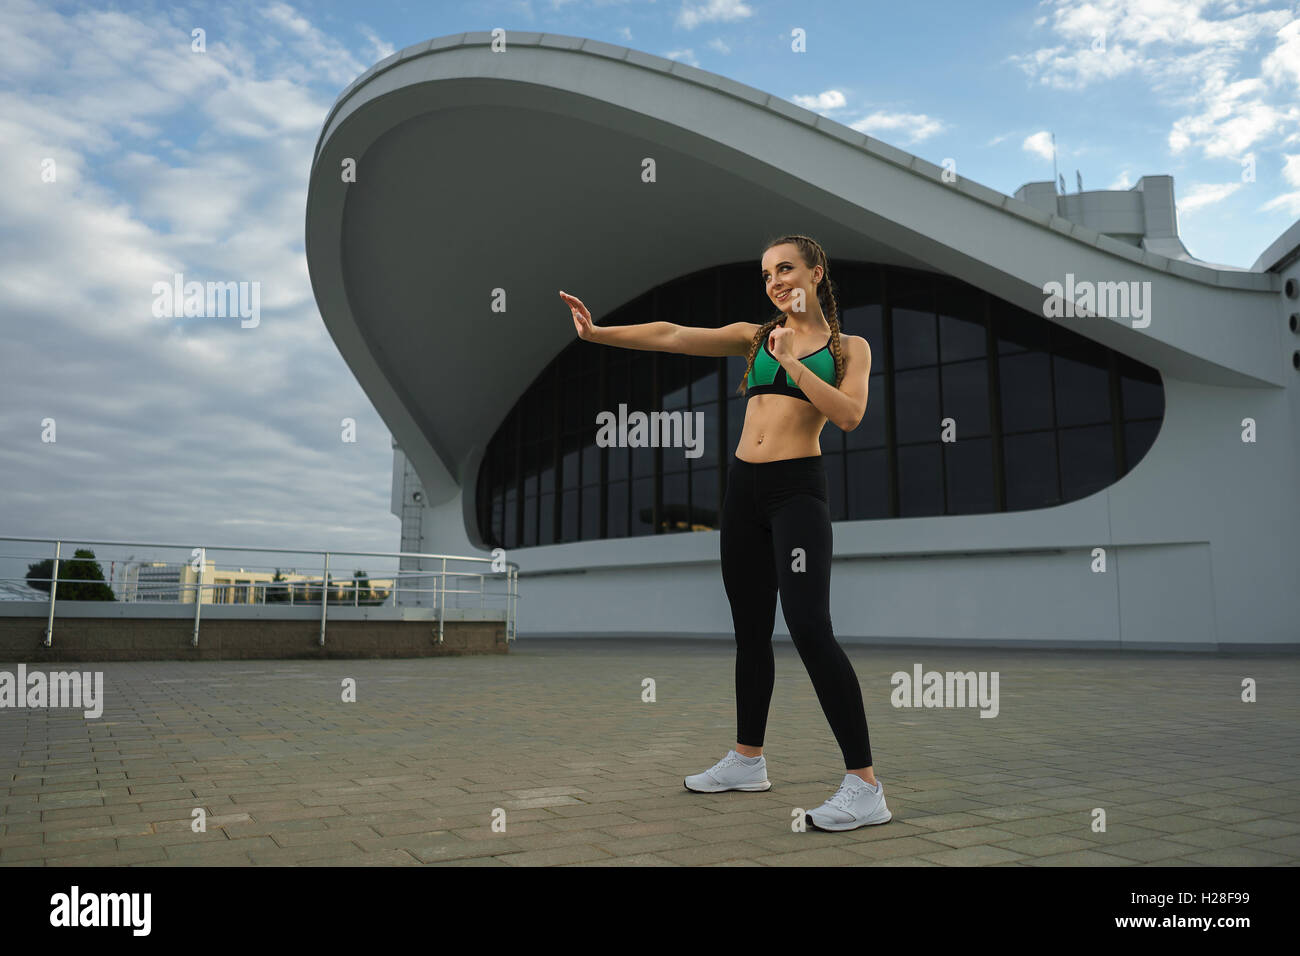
[1177,846,1292,865]
[1,645,1295,867]
[1023,850,1140,866]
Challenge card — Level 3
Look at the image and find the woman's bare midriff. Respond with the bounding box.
[734,393,827,463]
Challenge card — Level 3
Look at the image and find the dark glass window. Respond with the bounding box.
[631,477,654,535]
[581,485,601,539]
[476,262,1165,546]
[823,452,846,521]
[999,352,1054,433]
[1059,425,1114,500]
[895,367,940,445]
[1004,431,1060,511]
[938,283,986,363]
[662,470,688,534]
[892,304,937,371]
[1052,337,1110,428]
[846,448,889,520]
[1124,420,1161,470]
[560,489,578,542]
[726,396,745,452]
[607,481,628,537]
[539,492,554,544]
[691,466,718,530]
[582,440,600,485]
[940,360,990,437]
[995,299,1049,355]
[846,373,887,449]
[946,437,995,514]
[898,443,944,516]
[1120,358,1164,420]
[609,443,628,481]
[692,355,719,404]
[522,495,537,547]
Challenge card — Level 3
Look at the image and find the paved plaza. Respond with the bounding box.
[1,637,1297,866]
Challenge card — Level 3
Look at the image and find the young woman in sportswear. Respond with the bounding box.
[558,234,891,831]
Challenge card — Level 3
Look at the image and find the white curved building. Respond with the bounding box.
[305,32,1300,649]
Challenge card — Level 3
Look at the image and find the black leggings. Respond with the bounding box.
[719,453,872,769]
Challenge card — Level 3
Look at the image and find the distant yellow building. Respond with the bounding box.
[120,562,393,605]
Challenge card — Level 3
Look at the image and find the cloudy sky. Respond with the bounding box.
[1,0,1297,582]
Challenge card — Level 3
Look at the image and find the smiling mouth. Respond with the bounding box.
[776,291,790,301]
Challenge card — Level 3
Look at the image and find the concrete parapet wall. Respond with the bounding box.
[0,616,506,661]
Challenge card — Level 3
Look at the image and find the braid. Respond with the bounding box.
[822,272,844,388]
[737,234,843,394]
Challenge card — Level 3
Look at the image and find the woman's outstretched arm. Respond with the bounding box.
[559,290,754,356]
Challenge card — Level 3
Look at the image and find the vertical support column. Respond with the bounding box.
[437,556,446,644]
[509,565,517,641]
[43,540,61,647]
[319,552,330,647]
[191,547,206,647]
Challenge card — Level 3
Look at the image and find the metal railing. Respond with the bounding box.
[0,535,519,647]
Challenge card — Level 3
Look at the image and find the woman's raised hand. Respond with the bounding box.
[768,324,797,362]
[559,290,597,341]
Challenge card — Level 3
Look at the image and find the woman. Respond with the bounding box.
[558,234,890,832]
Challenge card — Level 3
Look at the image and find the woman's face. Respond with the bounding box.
[761,243,821,316]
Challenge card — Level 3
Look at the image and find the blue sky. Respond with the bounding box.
[1,0,1298,580]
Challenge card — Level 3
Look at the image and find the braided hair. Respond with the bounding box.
[735,234,844,396]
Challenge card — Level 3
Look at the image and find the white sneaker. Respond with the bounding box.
[684,750,772,793]
[805,774,892,831]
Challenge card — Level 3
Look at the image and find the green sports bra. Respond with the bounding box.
[747,325,836,402]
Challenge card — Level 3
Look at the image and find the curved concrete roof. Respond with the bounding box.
[305,31,1285,515]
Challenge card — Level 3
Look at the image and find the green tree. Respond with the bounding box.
[26,549,115,601]
[265,568,291,604]
[25,558,54,593]
[352,570,378,606]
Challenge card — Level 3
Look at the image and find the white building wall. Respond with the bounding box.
[405,367,1299,649]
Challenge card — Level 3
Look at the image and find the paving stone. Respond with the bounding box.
[1176,846,1291,865]
[1080,838,1194,862]
[570,853,676,866]
[496,845,615,866]
[925,826,1022,848]
[1,645,1295,867]
[1023,850,1140,866]
[1164,829,1259,849]
[917,844,1028,866]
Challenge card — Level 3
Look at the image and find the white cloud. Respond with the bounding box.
[1259,153,1300,214]
[1259,191,1300,216]
[0,0,396,554]
[677,0,753,31]
[1108,169,1132,189]
[1260,17,1300,91]
[791,89,847,111]
[850,110,945,144]
[663,48,699,66]
[1283,153,1300,187]
[1177,181,1243,213]
[1011,0,1299,160]
[360,26,396,64]
[1167,72,1291,158]
[1023,130,1056,161]
[707,37,731,55]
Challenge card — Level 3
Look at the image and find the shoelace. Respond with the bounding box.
[827,778,868,812]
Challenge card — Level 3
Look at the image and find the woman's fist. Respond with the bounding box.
[768,324,797,362]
